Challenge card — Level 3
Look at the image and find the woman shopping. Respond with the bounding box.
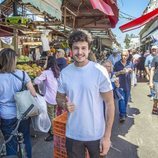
[34,55,60,141]
[0,48,36,158]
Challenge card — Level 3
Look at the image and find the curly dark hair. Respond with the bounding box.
[68,29,93,49]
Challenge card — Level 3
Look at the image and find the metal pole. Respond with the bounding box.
[14,29,19,54]
[13,0,18,16]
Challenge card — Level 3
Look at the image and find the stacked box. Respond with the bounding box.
[53,112,67,137]
[53,112,67,158]
[53,112,90,158]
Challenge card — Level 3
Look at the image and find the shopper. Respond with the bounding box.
[0,48,36,158]
[34,55,60,141]
[114,51,133,122]
[56,30,115,158]
[56,48,67,71]
[102,60,125,122]
[145,45,158,100]
[149,53,158,114]
[108,48,121,66]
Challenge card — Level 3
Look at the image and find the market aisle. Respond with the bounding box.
[1,82,158,158]
[108,82,158,158]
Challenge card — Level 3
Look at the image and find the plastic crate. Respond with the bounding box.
[54,147,67,158]
[53,112,90,158]
[54,135,66,152]
[53,112,67,137]
[54,146,90,158]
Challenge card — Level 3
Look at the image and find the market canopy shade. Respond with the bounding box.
[119,8,158,32]
[0,25,24,37]
[22,0,63,20]
[89,0,118,28]
[62,0,119,30]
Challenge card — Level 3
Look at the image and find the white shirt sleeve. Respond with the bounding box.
[99,66,113,93]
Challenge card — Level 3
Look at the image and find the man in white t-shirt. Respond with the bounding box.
[56,30,115,158]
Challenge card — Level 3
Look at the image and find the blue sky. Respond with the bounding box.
[112,0,150,47]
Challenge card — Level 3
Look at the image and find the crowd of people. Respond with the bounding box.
[0,29,158,158]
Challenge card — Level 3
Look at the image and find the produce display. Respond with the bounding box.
[16,63,43,79]
[17,55,30,62]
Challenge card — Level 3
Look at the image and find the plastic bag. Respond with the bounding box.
[37,81,46,96]
[14,90,39,119]
[131,71,137,86]
[31,94,51,133]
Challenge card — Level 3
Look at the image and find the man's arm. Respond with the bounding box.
[100,90,115,156]
[149,67,155,88]
[145,66,150,80]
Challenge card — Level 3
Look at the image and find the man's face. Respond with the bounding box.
[102,62,112,73]
[151,48,157,56]
[113,52,117,56]
[121,52,129,62]
[72,41,90,66]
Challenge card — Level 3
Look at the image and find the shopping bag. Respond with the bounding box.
[14,90,39,119]
[12,71,39,119]
[31,94,51,133]
[131,71,137,86]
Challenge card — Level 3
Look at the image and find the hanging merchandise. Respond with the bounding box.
[61,41,69,49]
[0,37,13,45]
[41,31,50,51]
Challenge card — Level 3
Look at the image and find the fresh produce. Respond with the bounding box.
[17,55,30,62]
[16,63,43,79]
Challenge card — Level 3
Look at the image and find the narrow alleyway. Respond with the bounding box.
[1,81,158,158]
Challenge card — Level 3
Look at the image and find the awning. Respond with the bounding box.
[119,8,158,32]
[89,0,119,28]
[104,0,119,28]
[151,29,158,41]
[22,0,63,20]
[89,0,114,16]
[0,26,24,37]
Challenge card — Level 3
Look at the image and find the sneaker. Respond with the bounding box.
[45,134,53,141]
[119,116,126,123]
[150,96,154,101]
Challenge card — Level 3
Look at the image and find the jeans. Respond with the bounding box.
[0,117,32,158]
[118,90,130,117]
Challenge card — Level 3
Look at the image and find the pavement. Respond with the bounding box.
[1,81,158,158]
[108,81,158,158]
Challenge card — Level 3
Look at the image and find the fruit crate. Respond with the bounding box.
[53,112,67,137]
[53,143,90,158]
[54,147,67,158]
[54,135,66,152]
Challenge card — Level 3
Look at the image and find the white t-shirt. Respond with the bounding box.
[58,61,113,141]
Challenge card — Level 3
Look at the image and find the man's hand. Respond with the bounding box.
[149,82,154,89]
[66,102,75,113]
[114,78,120,88]
[100,137,111,156]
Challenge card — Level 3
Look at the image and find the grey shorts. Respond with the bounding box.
[65,137,106,158]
